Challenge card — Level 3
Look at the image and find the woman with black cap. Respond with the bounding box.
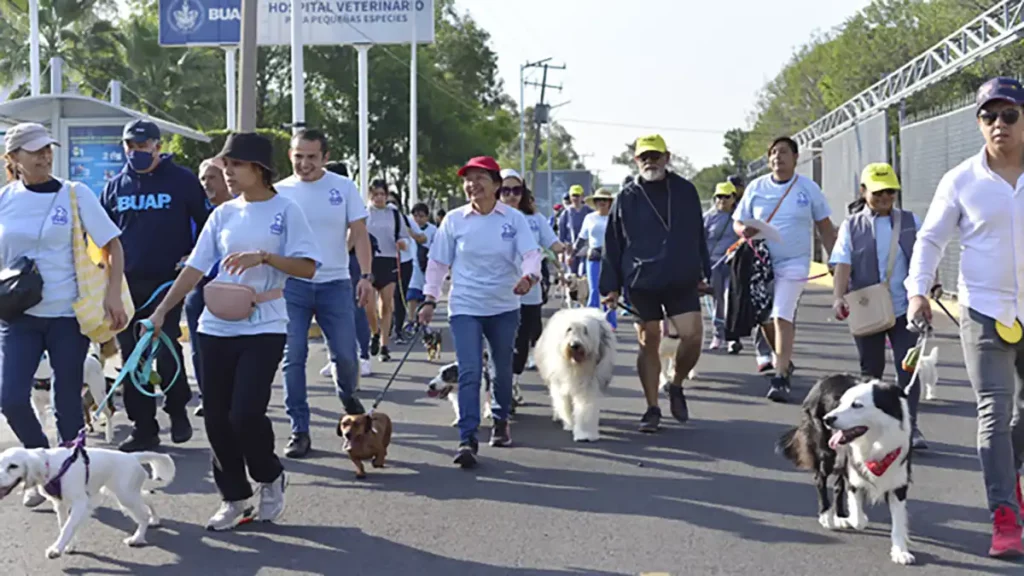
[143,132,321,531]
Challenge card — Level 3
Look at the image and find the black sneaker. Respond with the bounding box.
[454,439,479,468]
[727,341,743,355]
[170,412,193,444]
[343,396,366,415]
[667,385,689,423]
[490,419,512,447]
[378,346,391,362]
[119,432,160,453]
[284,433,311,458]
[370,333,381,356]
[639,406,662,433]
[766,376,791,403]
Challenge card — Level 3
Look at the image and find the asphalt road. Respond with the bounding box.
[0,285,1018,575]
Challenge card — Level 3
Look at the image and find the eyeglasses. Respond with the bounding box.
[979,108,1021,126]
[637,151,663,163]
[500,186,523,196]
[870,189,897,197]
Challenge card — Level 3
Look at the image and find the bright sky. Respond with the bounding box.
[456,0,873,183]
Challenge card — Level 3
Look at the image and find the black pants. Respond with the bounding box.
[392,260,414,335]
[513,304,543,375]
[117,277,192,438]
[199,332,286,502]
[853,313,920,427]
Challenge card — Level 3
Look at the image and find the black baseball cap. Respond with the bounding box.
[123,119,161,143]
[214,132,276,175]
[976,77,1024,113]
[727,174,745,188]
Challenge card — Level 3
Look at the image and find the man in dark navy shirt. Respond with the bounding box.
[101,119,209,452]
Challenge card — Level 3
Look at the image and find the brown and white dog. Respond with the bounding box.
[337,412,393,479]
[658,320,699,394]
[34,340,119,443]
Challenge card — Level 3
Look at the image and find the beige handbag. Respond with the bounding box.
[845,210,901,337]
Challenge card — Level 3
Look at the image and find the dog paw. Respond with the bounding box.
[836,515,869,531]
[124,535,147,547]
[658,380,670,394]
[687,369,699,380]
[45,545,62,559]
[925,391,936,401]
[371,461,385,469]
[450,419,459,427]
[355,472,366,479]
[818,511,838,530]
[573,432,599,443]
[561,421,574,432]
[890,547,915,565]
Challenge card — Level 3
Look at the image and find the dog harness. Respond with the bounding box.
[864,447,902,477]
[42,429,90,500]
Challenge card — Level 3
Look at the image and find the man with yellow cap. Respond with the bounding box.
[557,184,593,276]
[600,134,712,433]
[704,181,741,349]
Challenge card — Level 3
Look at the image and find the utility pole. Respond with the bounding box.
[519,58,551,177]
[238,0,259,131]
[526,62,565,190]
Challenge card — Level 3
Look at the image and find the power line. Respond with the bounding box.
[556,118,728,135]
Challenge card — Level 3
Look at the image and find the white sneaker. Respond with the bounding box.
[360,359,372,377]
[258,472,287,523]
[319,363,332,378]
[526,353,536,370]
[206,500,255,531]
[22,486,45,508]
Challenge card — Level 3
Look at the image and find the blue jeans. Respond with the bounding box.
[449,309,519,444]
[351,278,371,360]
[184,280,208,398]
[282,278,358,434]
[0,315,89,447]
[585,259,617,328]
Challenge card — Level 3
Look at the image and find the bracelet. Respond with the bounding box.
[421,300,437,309]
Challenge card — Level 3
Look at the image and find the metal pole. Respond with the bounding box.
[29,0,40,96]
[546,124,552,203]
[290,0,304,134]
[519,64,525,177]
[357,44,371,202]
[49,57,62,95]
[224,47,238,130]
[109,80,121,106]
[408,5,419,204]
[238,0,259,132]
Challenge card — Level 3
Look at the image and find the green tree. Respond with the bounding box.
[690,163,733,201]
[722,128,748,172]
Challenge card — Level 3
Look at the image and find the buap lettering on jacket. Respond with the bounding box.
[117,193,173,212]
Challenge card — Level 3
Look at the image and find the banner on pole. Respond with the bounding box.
[159,0,435,46]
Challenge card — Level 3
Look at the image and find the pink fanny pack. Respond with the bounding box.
[203,282,284,321]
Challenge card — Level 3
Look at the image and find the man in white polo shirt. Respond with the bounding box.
[275,129,374,459]
[907,77,1024,558]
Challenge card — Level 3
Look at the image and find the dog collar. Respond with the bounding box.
[864,447,902,477]
[42,430,91,500]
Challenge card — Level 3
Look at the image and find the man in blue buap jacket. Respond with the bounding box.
[600,134,711,434]
[101,119,209,453]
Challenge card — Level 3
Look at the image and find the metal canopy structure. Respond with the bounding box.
[747,0,1024,175]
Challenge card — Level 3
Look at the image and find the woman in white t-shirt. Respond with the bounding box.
[143,133,321,532]
[0,123,126,507]
[578,188,616,328]
[365,181,412,361]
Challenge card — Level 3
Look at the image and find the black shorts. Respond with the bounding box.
[371,257,398,290]
[628,286,700,323]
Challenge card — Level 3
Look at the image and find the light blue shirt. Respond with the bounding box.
[734,174,831,275]
[522,212,559,306]
[578,212,609,250]
[429,202,539,317]
[830,212,921,317]
[409,220,437,292]
[187,194,322,337]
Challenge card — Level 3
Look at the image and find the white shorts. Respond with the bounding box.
[771,276,807,322]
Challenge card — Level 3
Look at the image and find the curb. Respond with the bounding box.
[807,262,959,321]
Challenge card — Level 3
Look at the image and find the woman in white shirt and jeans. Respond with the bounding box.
[578,188,616,328]
[0,123,127,507]
[144,133,321,532]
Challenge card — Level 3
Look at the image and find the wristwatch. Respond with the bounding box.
[361,272,374,284]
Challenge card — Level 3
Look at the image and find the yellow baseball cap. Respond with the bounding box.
[569,184,584,197]
[634,134,668,156]
[860,163,900,193]
[714,182,737,197]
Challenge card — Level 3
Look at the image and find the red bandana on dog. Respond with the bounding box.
[865,447,902,476]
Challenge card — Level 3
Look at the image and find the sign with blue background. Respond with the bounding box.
[159,0,435,47]
[68,126,124,197]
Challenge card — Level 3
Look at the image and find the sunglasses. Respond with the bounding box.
[637,151,663,163]
[870,189,897,197]
[500,186,523,196]
[979,108,1021,126]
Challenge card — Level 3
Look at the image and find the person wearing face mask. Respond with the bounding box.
[100,119,209,452]
[185,158,236,418]
[830,163,926,452]
[600,135,711,433]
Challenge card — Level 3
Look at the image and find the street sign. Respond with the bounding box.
[532,170,593,217]
[159,0,436,47]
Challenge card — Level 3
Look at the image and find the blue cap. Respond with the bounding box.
[122,119,161,142]
[976,77,1024,112]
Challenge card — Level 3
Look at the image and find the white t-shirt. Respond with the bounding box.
[0,179,120,317]
[408,220,437,292]
[366,205,411,258]
[578,212,609,250]
[275,171,366,283]
[186,194,321,337]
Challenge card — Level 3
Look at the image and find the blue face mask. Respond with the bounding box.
[127,150,154,172]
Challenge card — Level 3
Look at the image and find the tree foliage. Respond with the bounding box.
[610,142,696,178]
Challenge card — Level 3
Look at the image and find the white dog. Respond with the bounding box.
[658,320,700,393]
[916,347,939,400]
[0,445,175,559]
[535,307,616,442]
[34,344,116,443]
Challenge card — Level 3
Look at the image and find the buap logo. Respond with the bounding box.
[167,0,205,35]
[528,218,539,232]
[796,190,810,207]
[270,213,285,235]
[500,223,516,241]
[328,189,343,206]
[51,206,68,226]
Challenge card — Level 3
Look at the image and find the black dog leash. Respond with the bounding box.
[370,303,430,412]
[929,284,960,329]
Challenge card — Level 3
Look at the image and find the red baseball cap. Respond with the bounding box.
[458,156,500,177]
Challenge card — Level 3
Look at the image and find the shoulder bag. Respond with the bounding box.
[844,210,901,337]
[69,183,135,342]
[0,189,61,321]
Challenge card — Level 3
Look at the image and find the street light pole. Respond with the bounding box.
[237,0,259,131]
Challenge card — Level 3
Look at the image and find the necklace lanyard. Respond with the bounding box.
[639,177,671,233]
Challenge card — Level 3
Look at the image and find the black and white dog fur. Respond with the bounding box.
[427,349,494,426]
[776,373,915,565]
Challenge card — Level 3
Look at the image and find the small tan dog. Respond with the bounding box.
[337,412,393,479]
[659,319,699,393]
[561,274,589,308]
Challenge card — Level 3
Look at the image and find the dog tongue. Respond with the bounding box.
[828,430,844,450]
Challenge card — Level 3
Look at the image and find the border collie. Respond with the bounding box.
[776,373,915,565]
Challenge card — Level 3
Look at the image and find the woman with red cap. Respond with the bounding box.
[419,157,541,468]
